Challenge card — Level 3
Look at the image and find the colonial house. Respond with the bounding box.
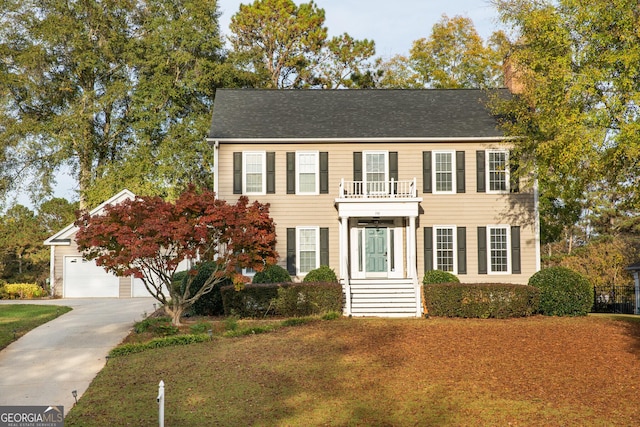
[209,89,540,317]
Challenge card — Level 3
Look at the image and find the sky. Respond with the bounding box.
[22,0,504,209]
[216,0,503,58]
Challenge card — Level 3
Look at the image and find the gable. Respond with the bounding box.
[44,189,136,246]
[208,89,508,140]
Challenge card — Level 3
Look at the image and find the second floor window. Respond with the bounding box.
[433,151,455,193]
[297,151,319,194]
[243,151,265,194]
[487,150,508,193]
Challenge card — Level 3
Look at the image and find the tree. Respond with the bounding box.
[74,186,278,325]
[377,15,504,89]
[0,0,231,209]
[0,204,46,280]
[493,0,640,246]
[228,0,376,89]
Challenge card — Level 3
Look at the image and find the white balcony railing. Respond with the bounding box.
[338,178,417,199]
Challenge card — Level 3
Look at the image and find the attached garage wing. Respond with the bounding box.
[64,256,119,298]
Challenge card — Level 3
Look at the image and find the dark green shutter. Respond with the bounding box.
[353,152,362,182]
[287,228,296,275]
[456,151,465,193]
[511,226,521,274]
[233,152,242,194]
[423,151,432,193]
[457,227,467,274]
[320,152,329,194]
[510,151,520,193]
[286,152,295,194]
[424,227,433,272]
[266,152,275,194]
[320,227,329,266]
[477,227,487,274]
[476,151,486,193]
[389,152,398,180]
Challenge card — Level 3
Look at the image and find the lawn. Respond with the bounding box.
[0,304,72,349]
[66,315,640,426]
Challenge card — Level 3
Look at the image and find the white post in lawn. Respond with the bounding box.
[157,380,165,427]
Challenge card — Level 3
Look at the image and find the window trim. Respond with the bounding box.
[296,151,319,195]
[433,225,457,273]
[487,224,511,274]
[486,149,510,194]
[432,150,456,194]
[296,226,320,275]
[242,151,266,195]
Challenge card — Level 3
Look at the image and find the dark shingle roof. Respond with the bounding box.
[208,89,507,140]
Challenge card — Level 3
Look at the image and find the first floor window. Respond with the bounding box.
[297,227,319,274]
[435,226,455,272]
[488,226,509,273]
[243,152,265,194]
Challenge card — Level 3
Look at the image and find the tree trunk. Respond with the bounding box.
[164,302,185,326]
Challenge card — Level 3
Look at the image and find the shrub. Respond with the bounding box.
[134,317,179,336]
[303,265,338,283]
[423,270,460,285]
[221,284,280,317]
[109,334,210,357]
[2,283,43,299]
[528,266,593,316]
[423,283,540,318]
[252,264,291,284]
[180,262,231,316]
[274,282,343,317]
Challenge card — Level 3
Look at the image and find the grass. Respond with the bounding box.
[65,314,640,426]
[0,304,72,350]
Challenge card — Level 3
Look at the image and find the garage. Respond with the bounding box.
[64,256,119,298]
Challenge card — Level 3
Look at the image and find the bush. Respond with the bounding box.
[424,283,540,318]
[303,265,338,283]
[273,282,343,317]
[109,334,210,357]
[221,283,280,317]
[528,266,593,316]
[180,262,231,316]
[2,283,44,299]
[133,317,179,336]
[423,270,460,285]
[221,282,343,318]
[252,264,291,284]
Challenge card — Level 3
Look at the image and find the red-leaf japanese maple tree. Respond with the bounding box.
[75,186,277,325]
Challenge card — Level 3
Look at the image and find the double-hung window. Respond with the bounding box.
[297,227,319,274]
[243,151,266,194]
[488,225,510,273]
[296,151,319,194]
[487,150,509,193]
[435,226,456,272]
[433,151,455,194]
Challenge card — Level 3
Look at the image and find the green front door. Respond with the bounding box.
[365,228,387,274]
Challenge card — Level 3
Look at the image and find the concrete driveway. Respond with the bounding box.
[0,298,156,413]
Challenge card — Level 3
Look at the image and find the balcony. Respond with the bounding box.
[338,178,417,200]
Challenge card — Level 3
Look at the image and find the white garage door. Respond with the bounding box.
[64,256,119,298]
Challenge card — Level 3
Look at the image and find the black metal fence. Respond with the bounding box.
[592,285,636,314]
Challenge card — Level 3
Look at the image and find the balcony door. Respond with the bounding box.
[364,151,388,195]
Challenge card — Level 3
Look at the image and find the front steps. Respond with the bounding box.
[346,279,421,317]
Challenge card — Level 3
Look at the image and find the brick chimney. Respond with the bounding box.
[503,55,525,94]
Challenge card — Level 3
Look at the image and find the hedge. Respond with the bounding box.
[423,283,540,318]
[221,282,343,318]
